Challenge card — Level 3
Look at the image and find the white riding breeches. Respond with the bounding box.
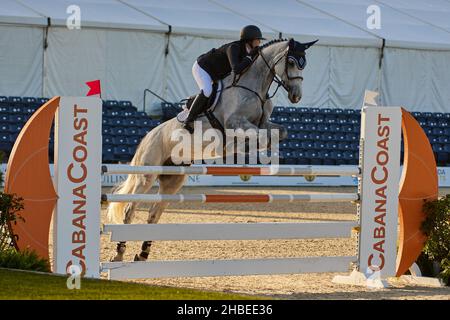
[192,60,213,97]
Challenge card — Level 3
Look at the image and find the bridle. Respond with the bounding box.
[258,47,304,99]
[227,44,305,105]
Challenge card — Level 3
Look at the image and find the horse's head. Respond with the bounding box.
[273,38,318,103]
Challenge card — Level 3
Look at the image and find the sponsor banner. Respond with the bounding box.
[53,97,102,278]
[358,106,402,278]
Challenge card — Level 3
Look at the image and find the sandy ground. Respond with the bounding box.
[97,186,450,300]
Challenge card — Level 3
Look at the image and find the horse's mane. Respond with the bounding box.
[259,38,289,50]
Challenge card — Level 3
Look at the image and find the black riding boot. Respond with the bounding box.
[183,91,209,133]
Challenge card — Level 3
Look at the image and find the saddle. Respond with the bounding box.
[176,81,224,134]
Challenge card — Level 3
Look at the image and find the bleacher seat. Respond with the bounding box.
[105,100,119,109]
[122,118,138,126]
[0,114,10,123]
[110,128,125,135]
[107,118,124,126]
[138,128,151,136]
[432,128,445,135]
[297,107,310,114]
[113,146,132,161]
[411,111,422,118]
[313,115,324,123]
[102,145,115,162]
[294,151,309,165]
[124,127,140,136]
[112,136,130,145]
[319,150,335,165]
[37,98,49,105]
[308,133,321,140]
[8,124,22,133]
[313,141,326,150]
[135,111,149,118]
[22,97,37,105]
[128,136,141,145]
[288,141,301,149]
[288,133,298,140]
[273,106,285,113]
[8,97,23,107]
[119,101,137,112]
[102,126,113,135]
[293,123,307,131]
[329,123,341,132]
[427,120,438,127]
[290,116,301,123]
[103,135,113,145]
[104,110,119,117]
[301,141,314,149]
[321,133,334,141]
[317,124,330,132]
[325,116,337,124]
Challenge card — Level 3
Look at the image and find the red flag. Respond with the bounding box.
[86,80,101,96]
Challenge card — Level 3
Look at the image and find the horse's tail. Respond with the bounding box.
[106,125,167,224]
[106,173,140,224]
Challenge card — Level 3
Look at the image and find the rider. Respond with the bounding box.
[183,25,265,133]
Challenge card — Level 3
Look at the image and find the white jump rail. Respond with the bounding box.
[102,256,356,279]
[102,221,358,241]
[102,164,361,176]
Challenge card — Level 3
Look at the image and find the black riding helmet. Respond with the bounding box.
[240,25,266,41]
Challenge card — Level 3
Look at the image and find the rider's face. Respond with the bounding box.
[251,39,261,48]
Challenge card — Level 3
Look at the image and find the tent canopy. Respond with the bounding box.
[1,0,450,49]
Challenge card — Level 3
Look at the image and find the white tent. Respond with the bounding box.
[0,0,449,112]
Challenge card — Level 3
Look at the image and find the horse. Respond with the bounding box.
[107,38,317,262]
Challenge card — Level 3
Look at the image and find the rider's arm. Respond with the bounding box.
[226,43,253,74]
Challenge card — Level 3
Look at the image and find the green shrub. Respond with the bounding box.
[0,248,50,272]
[0,192,24,253]
[418,194,450,285]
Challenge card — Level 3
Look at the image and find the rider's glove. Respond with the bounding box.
[249,47,259,58]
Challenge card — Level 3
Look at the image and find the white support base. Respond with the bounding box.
[332,270,389,289]
[333,268,445,288]
[398,275,445,287]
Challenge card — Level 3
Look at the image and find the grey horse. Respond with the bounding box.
[107,38,317,262]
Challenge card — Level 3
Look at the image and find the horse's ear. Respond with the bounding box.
[288,38,295,50]
[302,39,319,50]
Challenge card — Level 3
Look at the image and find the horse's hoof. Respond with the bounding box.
[110,256,123,262]
[134,254,148,262]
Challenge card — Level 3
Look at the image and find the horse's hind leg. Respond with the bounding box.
[134,174,187,261]
[111,174,155,262]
